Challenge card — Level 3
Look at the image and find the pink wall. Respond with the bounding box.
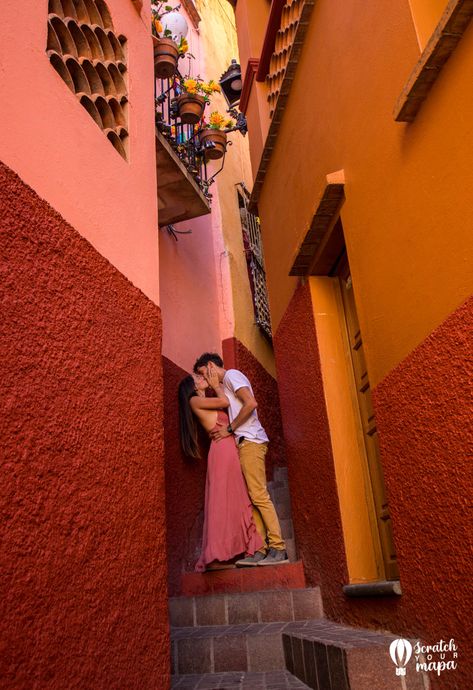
[158,5,233,372]
[159,211,224,372]
[0,0,159,304]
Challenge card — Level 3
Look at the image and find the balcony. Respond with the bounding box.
[155,77,212,227]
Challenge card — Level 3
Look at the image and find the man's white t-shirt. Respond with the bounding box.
[223,369,269,444]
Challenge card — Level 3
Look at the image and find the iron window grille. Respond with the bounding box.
[237,185,272,340]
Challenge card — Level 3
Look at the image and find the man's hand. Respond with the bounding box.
[210,422,232,442]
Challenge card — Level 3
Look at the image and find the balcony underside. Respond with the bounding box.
[156,130,211,227]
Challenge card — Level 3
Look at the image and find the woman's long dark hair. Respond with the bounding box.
[178,375,201,459]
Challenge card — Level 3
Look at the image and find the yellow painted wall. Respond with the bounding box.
[242,0,473,386]
[409,0,447,48]
[197,0,276,376]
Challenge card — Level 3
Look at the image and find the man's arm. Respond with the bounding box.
[210,386,257,441]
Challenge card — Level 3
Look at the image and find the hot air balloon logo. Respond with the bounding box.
[389,638,413,676]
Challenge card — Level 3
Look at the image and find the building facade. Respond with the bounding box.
[231,0,473,687]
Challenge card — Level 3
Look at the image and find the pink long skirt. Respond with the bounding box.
[195,432,263,572]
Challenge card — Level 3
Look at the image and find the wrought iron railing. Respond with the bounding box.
[155,76,214,201]
[237,185,272,340]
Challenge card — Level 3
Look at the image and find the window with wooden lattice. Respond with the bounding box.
[237,186,272,341]
[47,0,129,160]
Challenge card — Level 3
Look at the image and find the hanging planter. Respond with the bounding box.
[199,128,227,161]
[153,36,179,79]
[177,93,206,125]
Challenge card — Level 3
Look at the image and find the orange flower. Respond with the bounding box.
[183,78,198,94]
[209,111,226,128]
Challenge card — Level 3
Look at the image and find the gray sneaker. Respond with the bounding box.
[257,548,289,566]
[235,551,267,567]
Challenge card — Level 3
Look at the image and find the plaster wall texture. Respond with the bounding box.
[240,0,473,386]
[274,281,472,689]
[0,0,159,304]
[0,161,170,689]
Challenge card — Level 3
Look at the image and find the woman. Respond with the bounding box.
[178,364,263,571]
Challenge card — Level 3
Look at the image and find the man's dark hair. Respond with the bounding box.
[193,352,224,373]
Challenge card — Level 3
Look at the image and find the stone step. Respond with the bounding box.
[171,670,310,689]
[283,622,429,690]
[172,618,429,686]
[181,560,306,597]
[169,588,323,627]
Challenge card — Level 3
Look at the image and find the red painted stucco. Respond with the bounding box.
[0,161,170,690]
[163,356,208,597]
[274,282,472,688]
[372,293,473,688]
[223,336,286,475]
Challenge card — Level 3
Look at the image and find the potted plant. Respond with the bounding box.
[152,4,189,79]
[176,77,221,124]
[199,111,235,160]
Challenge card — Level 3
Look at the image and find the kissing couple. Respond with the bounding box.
[178,353,288,572]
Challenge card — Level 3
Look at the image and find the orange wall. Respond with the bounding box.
[0,0,159,304]
[408,0,447,48]
[234,0,270,73]
[251,0,473,385]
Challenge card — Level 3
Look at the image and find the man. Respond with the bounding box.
[193,353,288,566]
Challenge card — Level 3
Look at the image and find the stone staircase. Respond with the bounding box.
[170,467,429,689]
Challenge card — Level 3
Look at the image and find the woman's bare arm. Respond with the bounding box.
[190,396,228,411]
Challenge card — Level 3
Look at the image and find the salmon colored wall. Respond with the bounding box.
[234,0,270,74]
[159,213,223,372]
[249,0,473,385]
[0,0,159,304]
[408,0,447,47]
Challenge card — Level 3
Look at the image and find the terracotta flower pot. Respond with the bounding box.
[199,128,227,160]
[177,93,206,125]
[153,36,179,79]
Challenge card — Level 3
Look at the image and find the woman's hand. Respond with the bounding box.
[204,362,220,391]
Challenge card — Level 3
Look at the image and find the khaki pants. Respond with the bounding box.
[239,440,285,552]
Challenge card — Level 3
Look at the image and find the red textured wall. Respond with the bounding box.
[274,282,472,688]
[223,337,286,475]
[0,161,170,690]
[163,356,208,597]
[372,293,473,688]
